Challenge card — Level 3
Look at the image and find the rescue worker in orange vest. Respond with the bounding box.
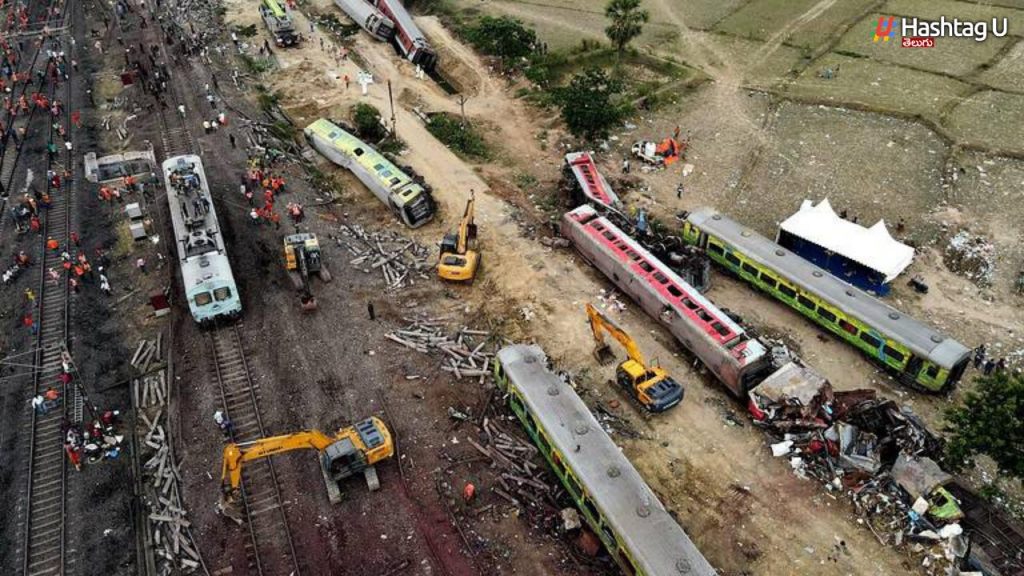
[46,237,59,251]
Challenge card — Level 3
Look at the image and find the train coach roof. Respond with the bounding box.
[687,209,970,369]
[497,345,716,576]
[305,118,419,198]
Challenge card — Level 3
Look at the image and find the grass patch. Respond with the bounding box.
[426,113,490,159]
[785,53,972,121]
[233,24,258,38]
[945,90,1024,154]
[240,54,274,75]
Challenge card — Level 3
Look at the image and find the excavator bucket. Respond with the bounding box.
[217,490,245,525]
[593,343,616,366]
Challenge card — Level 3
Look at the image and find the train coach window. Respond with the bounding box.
[839,319,857,335]
[759,273,777,288]
[926,365,940,379]
[582,496,600,525]
[884,345,905,363]
[214,287,233,301]
[681,298,698,310]
[653,271,668,284]
[797,294,815,310]
[742,262,758,276]
[194,292,212,306]
[859,332,882,349]
[778,284,796,298]
[711,322,731,337]
[603,230,616,241]
[817,307,837,323]
[638,261,654,273]
[666,284,683,298]
[707,242,724,256]
[724,252,741,267]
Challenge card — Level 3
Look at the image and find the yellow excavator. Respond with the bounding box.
[438,192,479,282]
[220,417,393,518]
[284,233,332,311]
[585,303,684,413]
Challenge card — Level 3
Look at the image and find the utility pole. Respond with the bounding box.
[457,94,468,128]
[387,80,397,138]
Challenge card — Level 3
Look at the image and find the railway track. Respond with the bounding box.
[209,326,301,576]
[20,6,78,575]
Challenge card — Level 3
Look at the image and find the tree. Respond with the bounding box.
[555,67,628,142]
[466,16,537,71]
[605,0,649,54]
[944,372,1024,479]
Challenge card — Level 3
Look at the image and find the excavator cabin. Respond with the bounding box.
[438,192,480,282]
[586,303,684,412]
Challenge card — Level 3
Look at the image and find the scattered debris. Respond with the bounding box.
[385,318,495,383]
[132,335,204,574]
[945,230,995,286]
[335,224,432,290]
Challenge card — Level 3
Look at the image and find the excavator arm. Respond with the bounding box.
[456,192,475,254]
[585,303,646,366]
[221,429,337,492]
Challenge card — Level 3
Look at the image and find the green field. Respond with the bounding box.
[945,90,1024,154]
[714,0,824,42]
[885,0,1024,36]
[732,103,949,241]
[836,13,1012,76]
[786,53,972,120]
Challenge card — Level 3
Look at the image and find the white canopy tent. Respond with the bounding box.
[779,199,914,282]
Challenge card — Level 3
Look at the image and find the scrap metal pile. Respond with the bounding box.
[747,363,971,574]
[334,224,433,291]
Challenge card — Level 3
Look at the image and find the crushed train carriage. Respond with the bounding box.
[164,155,242,324]
[495,344,717,576]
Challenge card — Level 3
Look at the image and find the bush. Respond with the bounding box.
[944,372,1024,479]
[427,113,489,159]
[351,103,387,142]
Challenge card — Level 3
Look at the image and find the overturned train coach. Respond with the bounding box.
[495,345,717,576]
[563,152,621,209]
[681,209,971,392]
[370,0,437,70]
[562,204,771,396]
[304,118,436,228]
[334,0,395,42]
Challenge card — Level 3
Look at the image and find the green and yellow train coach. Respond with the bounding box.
[495,345,717,576]
[681,209,971,392]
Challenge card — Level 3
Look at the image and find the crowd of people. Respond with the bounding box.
[241,152,300,230]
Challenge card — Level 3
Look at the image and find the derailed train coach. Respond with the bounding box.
[681,208,971,392]
[370,0,437,70]
[495,345,718,576]
[304,118,436,228]
[164,155,242,325]
[562,204,771,397]
[334,0,395,43]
